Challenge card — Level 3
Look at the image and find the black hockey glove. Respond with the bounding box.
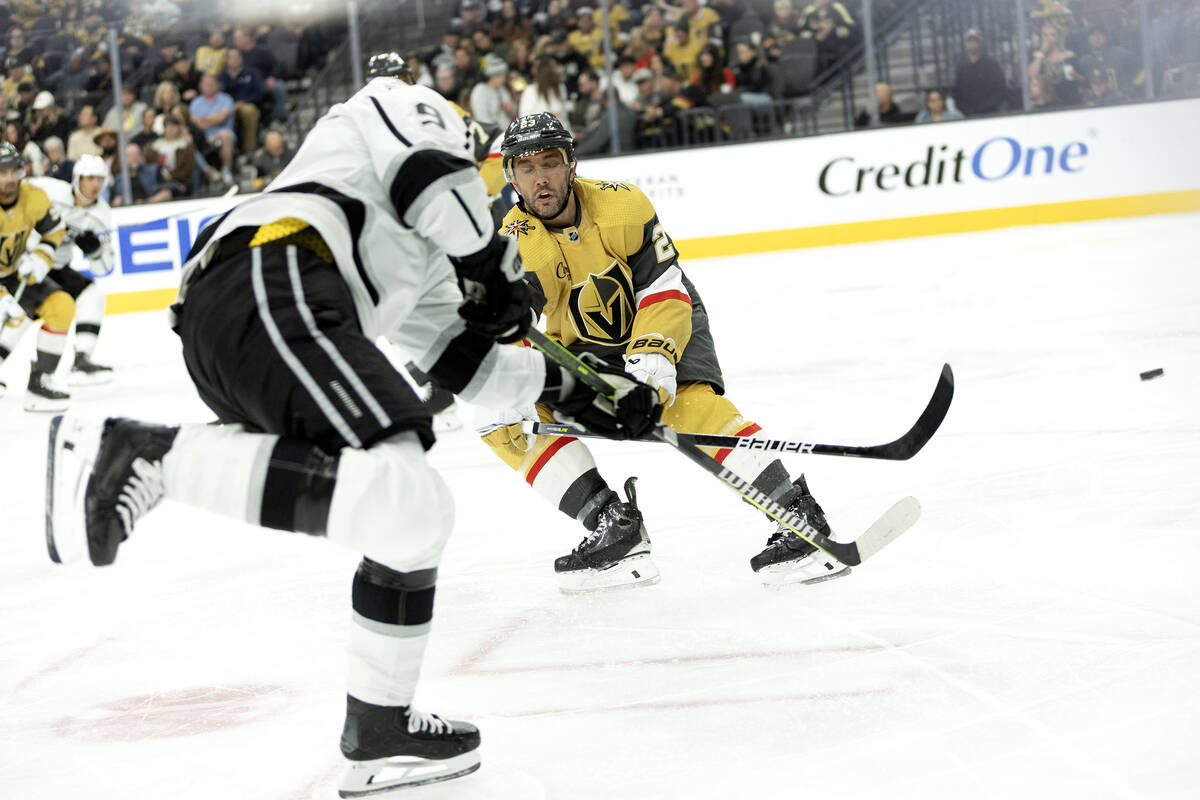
[75,230,102,256]
[550,354,664,440]
[452,235,531,344]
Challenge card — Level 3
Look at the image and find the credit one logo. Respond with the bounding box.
[817,136,1090,196]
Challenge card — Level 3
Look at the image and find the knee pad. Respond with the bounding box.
[35,291,75,332]
[327,431,455,571]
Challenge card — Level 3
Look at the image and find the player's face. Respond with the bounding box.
[0,166,20,204]
[76,175,103,202]
[510,149,574,222]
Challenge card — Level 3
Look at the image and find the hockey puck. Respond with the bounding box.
[1139,368,1164,381]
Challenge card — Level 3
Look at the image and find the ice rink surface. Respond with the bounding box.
[2,213,1198,800]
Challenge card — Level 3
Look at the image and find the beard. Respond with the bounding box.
[524,182,573,221]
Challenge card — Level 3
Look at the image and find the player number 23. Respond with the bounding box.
[652,224,675,263]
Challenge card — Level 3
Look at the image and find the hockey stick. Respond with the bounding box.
[521,363,954,460]
[527,329,919,566]
[1,280,29,328]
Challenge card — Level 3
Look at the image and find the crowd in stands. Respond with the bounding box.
[408,0,870,152]
[0,0,340,205]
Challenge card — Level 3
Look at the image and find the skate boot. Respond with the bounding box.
[46,416,178,566]
[24,369,69,412]
[70,352,114,386]
[750,475,850,586]
[554,476,660,594]
[339,694,481,796]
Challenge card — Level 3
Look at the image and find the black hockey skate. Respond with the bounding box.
[47,416,178,566]
[750,475,851,586]
[69,352,114,386]
[554,477,660,594]
[339,694,481,796]
[24,369,69,412]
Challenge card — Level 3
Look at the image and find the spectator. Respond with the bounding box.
[145,114,195,197]
[1084,63,1126,106]
[952,28,1007,117]
[688,42,735,101]
[766,0,802,61]
[469,54,515,130]
[569,7,605,69]
[103,85,149,138]
[492,1,532,46]
[6,26,43,75]
[518,56,570,130]
[2,57,33,107]
[639,64,686,148]
[547,29,590,95]
[680,0,723,49]
[458,0,488,36]
[219,48,264,152]
[1029,72,1058,108]
[733,41,773,102]
[233,27,288,123]
[854,81,916,126]
[1029,20,1083,107]
[28,91,72,146]
[251,129,293,189]
[539,0,573,38]
[111,142,174,206]
[160,51,201,101]
[6,120,46,176]
[195,29,228,76]
[169,102,220,184]
[573,69,636,156]
[611,54,640,105]
[451,46,481,97]
[640,7,669,53]
[425,19,465,70]
[93,126,119,178]
[1079,24,1135,96]
[86,55,113,99]
[663,21,703,83]
[433,63,460,101]
[152,81,182,125]
[67,104,103,159]
[799,0,858,71]
[405,52,434,89]
[471,29,507,65]
[188,73,236,183]
[46,49,92,111]
[507,38,534,82]
[14,80,36,119]
[131,107,160,148]
[914,88,964,122]
[42,135,74,181]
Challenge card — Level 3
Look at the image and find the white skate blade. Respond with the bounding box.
[68,369,114,387]
[25,391,70,412]
[558,552,661,595]
[46,415,102,564]
[339,751,481,797]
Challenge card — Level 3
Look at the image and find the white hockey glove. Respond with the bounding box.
[0,289,21,322]
[16,252,50,284]
[625,351,677,406]
[474,403,538,459]
[76,230,116,277]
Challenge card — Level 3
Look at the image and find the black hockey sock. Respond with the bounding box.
[563,472,618,531]
[752,459,801,505]
[258,438,340,535]
[33,347,61,375]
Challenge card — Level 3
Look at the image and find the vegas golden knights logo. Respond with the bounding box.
[567,260,635,345]
[0,229,29,269]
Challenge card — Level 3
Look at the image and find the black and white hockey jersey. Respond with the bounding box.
[177,78,546,411]
[28,177,114,273]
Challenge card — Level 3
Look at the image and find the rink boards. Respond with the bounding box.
[95,97,1200,314]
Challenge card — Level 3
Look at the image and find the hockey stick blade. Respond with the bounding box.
[528,329,915,565]
[523,363,954,460]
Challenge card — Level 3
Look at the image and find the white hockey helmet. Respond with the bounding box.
[73,154,108,198]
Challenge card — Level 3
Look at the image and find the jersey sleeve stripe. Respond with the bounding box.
[637,289,692,310]
[450,188,483,237]
[35,211,65,236]
[389,149,477,228]
[368,96,414,146]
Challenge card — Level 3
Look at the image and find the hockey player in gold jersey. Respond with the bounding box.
[0,142,73,411]
[478,112,848,591]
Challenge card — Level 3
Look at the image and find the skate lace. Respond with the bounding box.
[406,709,451,736]
[115,457,165,535]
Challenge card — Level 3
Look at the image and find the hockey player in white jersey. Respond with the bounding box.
[22,155,116,384]
[45,54,663,796]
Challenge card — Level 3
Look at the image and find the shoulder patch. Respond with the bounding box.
[597,181,631,192]
[502,219,533,237]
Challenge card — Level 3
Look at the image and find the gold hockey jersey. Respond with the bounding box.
[500,178,693,365]
[0,182,67,278]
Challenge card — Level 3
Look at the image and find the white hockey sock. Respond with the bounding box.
[34,324,68,374]
[72,283,106,358]
[719,435,797,503]
[347,560,436,707]
[161,424,280,524]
